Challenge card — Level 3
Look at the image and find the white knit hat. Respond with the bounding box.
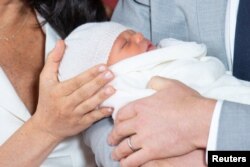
[59,22,130,81]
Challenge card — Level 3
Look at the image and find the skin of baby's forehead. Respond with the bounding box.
[114,29,138,45]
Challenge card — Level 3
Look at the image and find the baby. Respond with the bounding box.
[59,22,250,119]
[59,22,156,78]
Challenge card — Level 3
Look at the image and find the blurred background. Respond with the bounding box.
[102,0,118,18]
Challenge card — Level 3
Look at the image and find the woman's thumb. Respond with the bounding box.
[41,40,65,84]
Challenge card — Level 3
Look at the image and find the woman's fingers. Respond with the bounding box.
[80,107,114,126]
[40,40,65,86]
[61,64,109,95]
[35,40,117,140]
[69,70,114,106]
[74,86,116,114]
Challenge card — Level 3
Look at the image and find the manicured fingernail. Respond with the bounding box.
[105,87,115,95]
[98,65,106,72]
[104,71,113,79]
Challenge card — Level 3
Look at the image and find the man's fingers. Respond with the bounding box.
[41,40,65,84]
[108,118,137,146]
[140,160,168,167]
[80,107,113,126]
[120,149,152,167]
[115,102,138,123]
[112,138,134,161]
[112,135,141,161]
[142,150,206,167]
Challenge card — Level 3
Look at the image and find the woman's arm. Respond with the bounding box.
[0,41,115,167]
[0,119,61,167]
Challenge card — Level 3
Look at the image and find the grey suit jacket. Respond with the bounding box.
[84,1,250,166]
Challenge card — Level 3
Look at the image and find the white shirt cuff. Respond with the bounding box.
[206,100,223,163]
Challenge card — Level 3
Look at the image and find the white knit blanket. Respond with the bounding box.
[100,39,250,119]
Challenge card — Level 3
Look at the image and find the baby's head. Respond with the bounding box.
[107,24,156,65]
[65,22,156,67]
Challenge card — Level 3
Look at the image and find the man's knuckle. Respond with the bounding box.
[116,112,124,122]
[115,127,124,138]
[134,120,141,131]
[133,102,144,113]
[119,147,127,157]
[63,99,73,109]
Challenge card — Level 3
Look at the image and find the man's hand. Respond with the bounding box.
[141,149,207,167]
[108,77,216,167]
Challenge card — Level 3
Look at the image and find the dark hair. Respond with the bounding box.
[30,0,108,39]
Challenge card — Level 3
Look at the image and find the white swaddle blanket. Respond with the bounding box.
[103,39,250,119]
[59,38,250,120]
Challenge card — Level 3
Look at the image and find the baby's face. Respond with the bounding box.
[108,30,156,65]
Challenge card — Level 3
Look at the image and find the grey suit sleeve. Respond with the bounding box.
[217,101,250,150]
[83,118,119,167]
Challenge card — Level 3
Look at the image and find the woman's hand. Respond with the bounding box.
[108,76,215,167]
[31,40,115,141]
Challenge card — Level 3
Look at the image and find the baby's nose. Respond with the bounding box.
[132,32,144,43]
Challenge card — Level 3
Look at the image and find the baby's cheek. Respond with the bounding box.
[107,56,118,66]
